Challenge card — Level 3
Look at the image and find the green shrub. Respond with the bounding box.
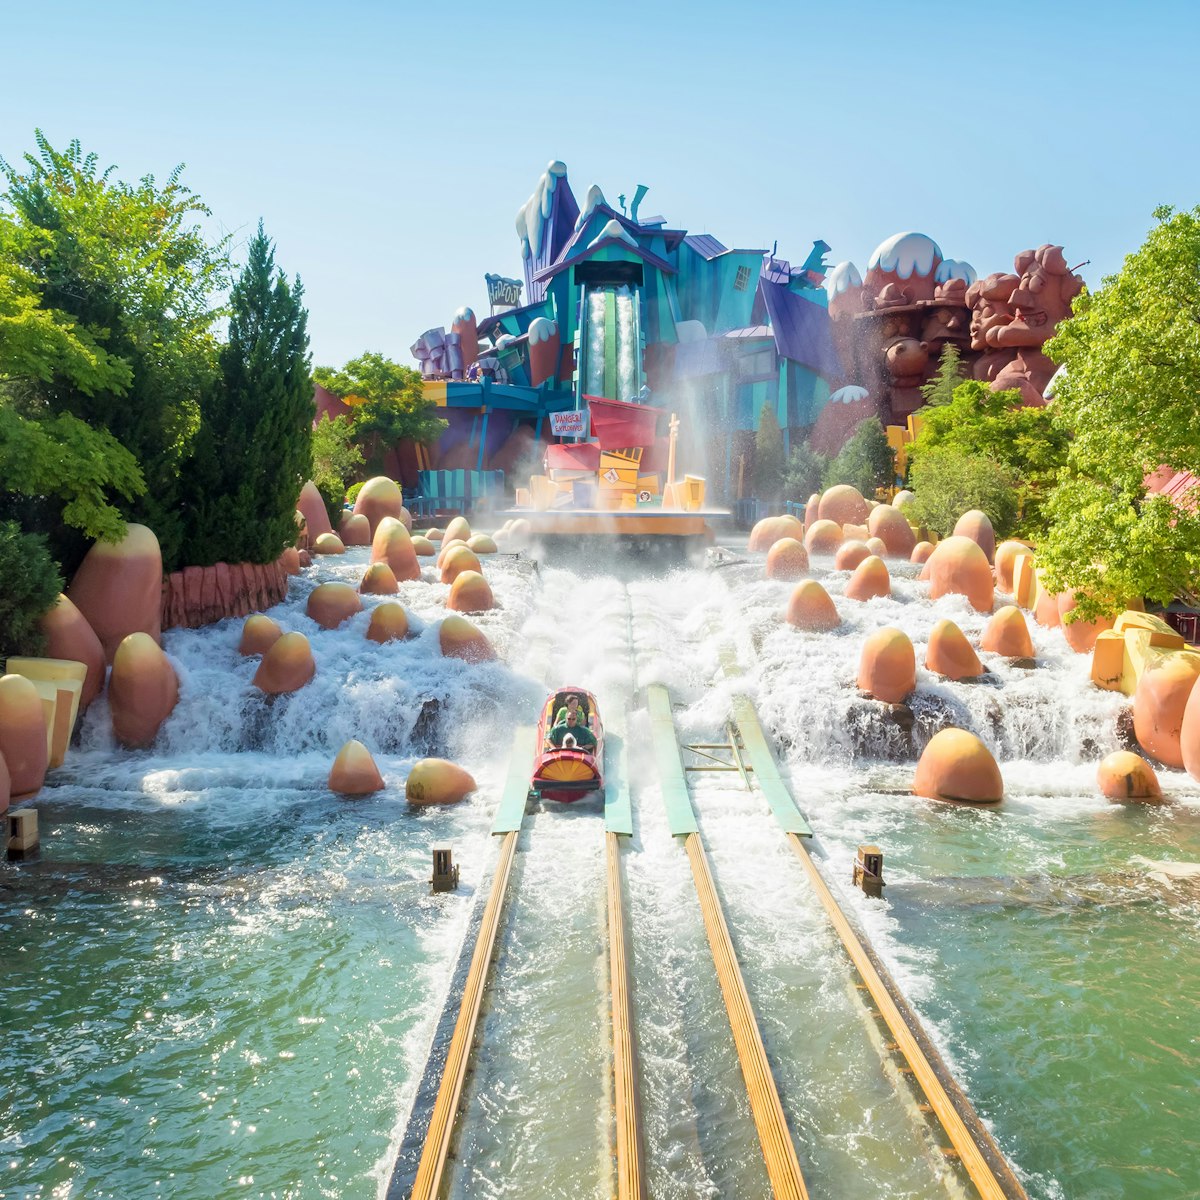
[908,447,1018,537]
[0,520,64,657]
[781,442,827,503]
[823,418,894,496]
[753,403,785,500]
[345,480,366,506]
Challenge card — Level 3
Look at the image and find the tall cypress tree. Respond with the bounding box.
[180,224,313,566]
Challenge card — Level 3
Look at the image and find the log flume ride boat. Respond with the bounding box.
[531,687,604,803]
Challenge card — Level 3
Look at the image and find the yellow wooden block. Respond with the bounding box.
[683,475,706,512]
[530,475,557,511]
[515,487,530,507]
[1090,630,1126,691]
[1113,610,1182,648]
[1012,553,1037,609]
[7,658,86,768]
[599,449,642,471]
[636,474,660,496]
[599,466,638,487]
[619,492,637,510]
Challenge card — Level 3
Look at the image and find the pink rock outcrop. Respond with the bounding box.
[352,477,405,537]
[927,536,994,613]
[108,633,179,749]
[371,518,421,582]
[296,481,333,540]
[39,593,106,708]
[67,523,163,661]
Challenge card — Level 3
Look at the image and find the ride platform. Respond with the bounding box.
[503,507,718,563]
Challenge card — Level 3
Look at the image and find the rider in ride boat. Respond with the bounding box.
[553,693,588,727]
[548,708,597,752]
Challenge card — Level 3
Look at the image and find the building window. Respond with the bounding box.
[733,265,752,292]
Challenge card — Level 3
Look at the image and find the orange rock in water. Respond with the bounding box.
[865,536,888,558]
[1056,590,1115,654]
[913,728,1003,804]
[239,614,282,656]
[411,535,436,557]
[928,536,994,613]
[845,556,891,601]
[436,538,469,567]
[748,514,805,552]
[66,523,163,662]
[981,606,1034,658]
[803,493,821,533]
[841,523,869,543]
[819,484,869,526]
[953,510,996,563]
[441,545,483,584]
[366,602,410,644]
[0,674,48,797]
[834,540,871,571]
[1033,571,1061,628]
[467,534,498,555]
[296,481,333,541]
[352,476,405,537]
[329,740,385,795]
[306,582,362,629]
[253,632,315,694]
[405,758,476,805]
[425,527,444,542]
[1178,676,1200,784]
[297,550,313,568]
[805,519,843,555]
[313,532,345,555]
[766,537,809,580]
[994,540,1032,594]
[507,518,533,549]
[439,615,495,663]
[0,754,9,815]
[371,517,421,582]
[280,546,302,576]
[926,619,985,679]
[858,627,916,703]
[39,593,106,708]
[1133,654,1200,768]
[108,633,179,749]
[444,516,472,545]
[448,570,494,612]
[867,505,917,557]
[1096,751,1162,802]
[339,512,372,547]
[911,541,934,565]
[359,562,399,595]
[785,581,840,631]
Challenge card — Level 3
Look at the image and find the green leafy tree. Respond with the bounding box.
[920,343,965,407]
[752,402,785,499]
[781,441,827,503]
[908,447,1018,538]
[906,379,1067,538]
[179,225,313,566]
[314,351,446,470]
[823,418,894,496]
[0,520,63,657]
[1038,205,1200,619]
[312,414,364,525]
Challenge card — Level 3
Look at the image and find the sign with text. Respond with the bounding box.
[549,409,587,437]
[485,273,523,309]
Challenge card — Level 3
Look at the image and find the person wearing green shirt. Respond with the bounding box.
[549,709,597,752]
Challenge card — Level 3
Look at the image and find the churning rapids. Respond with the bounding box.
[2,540,1198,1200]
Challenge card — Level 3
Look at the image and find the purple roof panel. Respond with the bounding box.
[758,276,844,382]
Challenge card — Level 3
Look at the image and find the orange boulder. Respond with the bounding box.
[1133,654,1200,768]
[313,532,346,556]
[1033,572,1061,628]
[39,593,106,708]
[253,632,315,694]
[981,606,1035,658]
[1178,676,1200,784]
[296,481,333,540]
[845,556,891,601]
[238,614,283,656]
[280,546,302,576]
[926,619,985,680]
[436,538,469,567]
[444,516,472,545]
[766,538,809,580]
[953,510,997,563]
[819,484,869,527]
[359,562,399,595]
[352,476,405,537]
[868,505,917,557]
[425,527,444,543]
[785,581,840,631]
[927,536,994,613]
[467,533,498,555]
[405,758,477,805]
[411,535,436,557]
[834,540,871,571]
[365,603,410,644]
[913,729,1003,804]
[858,627,916,703]
[841,523,869,543]
[371,517,421,582]
[865,536,888,558]
[439,615,495,663]
[66,523,163,661]
[805,519,843,555]
[748,514,805,552]
[297,550,313,568]
[306,582,362,629]
[448,570,495,612]
[0,754,8,815]
[108,633,179,749]
[329,740,385,796]
[1056,590,1115,654]
[440,544,483,584]
[0,674,48,797]
[338,513,372,547]
[1096,751,1163,802]
[994,540,1032,594]
[911,541,934,565]
[803,493,821,533]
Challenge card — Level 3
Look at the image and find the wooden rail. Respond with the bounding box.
[607,831,646,1200]
[408,829,519,1200]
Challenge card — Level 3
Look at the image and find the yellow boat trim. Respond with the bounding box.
[541,758,596,782]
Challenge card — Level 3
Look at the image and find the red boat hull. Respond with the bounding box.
[531,686,604,803]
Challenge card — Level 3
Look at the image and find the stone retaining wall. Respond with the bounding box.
[162,561,289,630]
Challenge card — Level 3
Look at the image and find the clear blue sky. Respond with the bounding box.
[3,0,1197,368]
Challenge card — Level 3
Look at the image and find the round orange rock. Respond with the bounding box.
[280,546,302,576]
[425,527,444,542]
[306,582,362,629]
[1033,572,1062,629]
[805,519,843,555]
[841,523,869,543]
[39,593,106,708]
[339,512,372,547]
[1056,590,1115,654]
[329,740,385,795]
[352,476,405,537]
[239,614,283,656]
[766,538,809,580]
[858,627,916,703]
[819,484,869,527]
[296,481,333,540]
[926,619,985,680]
[0,754,9,815]
[297,550,313,568]
[108,633,179,750]
[412,535,436,557]
[253,632,315,694]
[834,540,871,572]
[371,517,421,582]
[467,533,498,555]
[953,510,997,563]
[868,505,917,557]
[803,493,821,533]
[359,562,399,595]
[313,532,346,555]
[436,538,469,567]
[440,545,483,584]
[994,540,1032,594]
[444,516,472,545]
[785,581,840,631]
[1096,751,1163,802]
[911,541,934,565]
[928,536,994,613]
[913,728,1003,804]
[845,556,891,601]
[366,602,410,644]
[1133,654,1200,768]
[1178,676,1200,783]
[748,514,805,552]
[448,570,494,612]
[405,758,477,805]
[439,615,495,663]
[981,606,1035,658]
[0,674,48,797]
[865,536,888,558]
